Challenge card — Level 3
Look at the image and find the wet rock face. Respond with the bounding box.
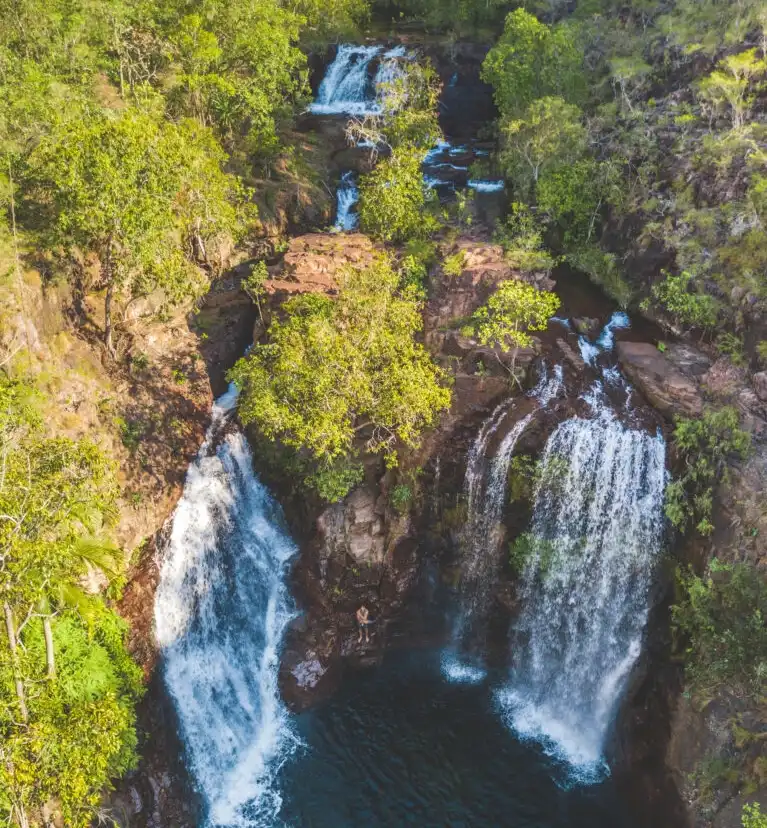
[616,341,705,419]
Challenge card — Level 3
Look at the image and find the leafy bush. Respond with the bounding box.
[743,803,767,828]
[443,252,466,277]
[390,483,414,514]
[665,407,750,536]
[305,457,365,503]
[673,559,767,700]
[359,148,438,242]
[650,271,719,330]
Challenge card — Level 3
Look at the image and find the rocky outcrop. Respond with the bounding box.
[264,233,378,295]
[317,486,388,571]
[616,341,706,419]
[426,237,555,331]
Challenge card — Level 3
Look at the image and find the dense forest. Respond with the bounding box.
[1,0,766,825]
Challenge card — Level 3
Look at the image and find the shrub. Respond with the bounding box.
[651,271,719,329]
[673,559,767,700]
[665,407,750,536]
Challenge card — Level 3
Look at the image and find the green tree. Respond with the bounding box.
[743,803,767,828]
[481,9,586,120]
[500,96,587,196]
[229,258,451,487]
[25,109,255,354]
[470,279,560,376]
[697,49,767,130]
[359,148,437,242]
[673,559,767,699]
[649,271,719,330]
[665,407,751,536]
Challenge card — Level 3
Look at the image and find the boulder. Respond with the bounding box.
[616,341,704,419]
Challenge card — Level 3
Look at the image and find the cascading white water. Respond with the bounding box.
[443,368,564,682]
[334,171,359,231]
[155,386,297,827]
[497,385,666,777]
[310,44,406,116]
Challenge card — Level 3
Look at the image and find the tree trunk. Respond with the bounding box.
[43,616,55,679]
[3,602,28,723]
[104,279,115,356]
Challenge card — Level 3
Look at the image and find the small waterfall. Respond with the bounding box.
[497,389,666,776]
[443,368,564,681]
[310,44,407,116]
[578,311,631,365]
[155,386,297,827]
[334,171,359,231]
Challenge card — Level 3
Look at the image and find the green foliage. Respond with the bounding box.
[650,271,719,330]
[665,407,751,536]
[495,203,558,275]
[743,803,767,828]
[443,252,466,278]
[390,483,414,514]
[305,456,365,502]
[482,10,586,121]
[508,455,538,504]
[374,0,508,31]
[716,332,746,366]
[500,96,587,199]
[0,376,142,826]
[359,148,437,243]
[25,109,256,350]
[229,257,451,468]
[509,531,558,578]
[697,49,767,130]
[673,559,767,700]
[471,279,560,361]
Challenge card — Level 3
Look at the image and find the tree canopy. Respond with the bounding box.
[229,258,451,485]
[24,110,256,352]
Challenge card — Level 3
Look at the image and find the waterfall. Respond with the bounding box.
[334,171,359,231]
[497,387,666,777]
[155,386,297,827]
[443,368,564,682]
[310,44,407,116]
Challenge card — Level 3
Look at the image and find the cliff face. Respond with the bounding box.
[618,337,767,827]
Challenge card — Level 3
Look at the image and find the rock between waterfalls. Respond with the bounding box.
[616,341,704,419]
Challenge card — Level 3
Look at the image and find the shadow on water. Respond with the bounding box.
[276,649,645,828]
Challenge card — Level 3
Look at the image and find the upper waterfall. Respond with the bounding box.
[310,44,407,116]
[497,385,667,777]
[154,387,297,827]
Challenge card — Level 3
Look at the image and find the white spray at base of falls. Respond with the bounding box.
[155,386,297,827]
[497,389,666,777]
[443,367,564,683]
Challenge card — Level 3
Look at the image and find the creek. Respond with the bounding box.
[154,42,678,827]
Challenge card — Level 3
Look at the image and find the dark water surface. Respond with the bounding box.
[276,650,643,828]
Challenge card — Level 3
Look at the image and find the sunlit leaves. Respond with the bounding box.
[229,258,451,475]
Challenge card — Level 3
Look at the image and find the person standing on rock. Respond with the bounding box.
[356,606,371,644]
